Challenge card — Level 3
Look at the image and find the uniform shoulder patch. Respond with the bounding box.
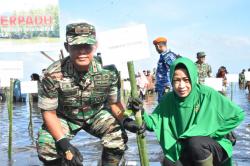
[46,60,62,74]
[46,57,70,74]
[44,57,70,81]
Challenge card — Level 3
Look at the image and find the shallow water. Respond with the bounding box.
[0,85,249,166]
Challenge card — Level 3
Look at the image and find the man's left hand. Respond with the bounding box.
[122,117,146,135]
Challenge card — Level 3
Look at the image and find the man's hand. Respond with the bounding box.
[122,117,146,135]
[127,97,144,112]
[56,138,83,166]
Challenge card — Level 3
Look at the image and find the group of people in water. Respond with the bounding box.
[129,47,250,102]
[34,22,246,166]
[0,22,247,166]
[239,68,250,93]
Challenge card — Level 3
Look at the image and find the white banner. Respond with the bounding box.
[98,24,151,66]
[226,74,239,83]
[0,61,23,79]
[21,81,38,93]
[0,78,10,87]
[0,0,60,52]
[205,78,223,91]
[245,72,250,81]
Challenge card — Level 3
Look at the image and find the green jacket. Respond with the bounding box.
[143,57,245,163]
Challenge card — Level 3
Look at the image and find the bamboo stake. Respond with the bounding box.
[127,61,149,166]
[230,82,233,101]
[8,78,14,160]
[28,94,34,143]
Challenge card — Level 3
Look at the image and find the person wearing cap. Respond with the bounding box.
[153,37,179,103]
[30,73,41,102]
[36,22,145,166]
[195,51,212,84]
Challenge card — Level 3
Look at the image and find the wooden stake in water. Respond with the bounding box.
[7,78,14,160]
[230,82,233,101]
[28,94,34,143]
[127,61,149,166]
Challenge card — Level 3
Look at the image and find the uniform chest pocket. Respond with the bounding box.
[90,91,107,105]
[60,81,80,107]
[62,87,78,97]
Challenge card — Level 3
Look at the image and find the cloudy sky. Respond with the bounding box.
[0,0,250,80]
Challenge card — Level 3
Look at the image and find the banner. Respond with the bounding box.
[0,61,23,79]
[98,24,151,66]
[21,81,38,93]
[0,0,60,52]
[205,78,223,91]
[245,72,250,81]
[226,74,239,83]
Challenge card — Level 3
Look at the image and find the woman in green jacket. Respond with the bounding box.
[129,57,245,166]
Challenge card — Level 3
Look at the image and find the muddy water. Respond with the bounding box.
[0,86,249,165]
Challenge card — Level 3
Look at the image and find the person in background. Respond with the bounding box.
[123,78,131,98]
[128,57,245,166]
[30,73,41,102]
[152,67,156,91]
[245,68,250,93]
[195,51,212,84]
[238,69,245,89]
[146,70,155,94]
[36,22,143,166]
[216,66,228,95]
[31,73,40,82]
[136,71,149,100]
[153,37,179,102]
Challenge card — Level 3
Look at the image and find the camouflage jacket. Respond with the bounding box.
[155,50,178,92]
[38,56,120,124]
[239,73,245,82]
[195,62,212,84]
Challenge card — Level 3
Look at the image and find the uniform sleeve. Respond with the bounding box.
[210,91,245,137]
[163,52,177,67]
[38,75,59,111]
[107,68,121,104]
[163,52,177,86]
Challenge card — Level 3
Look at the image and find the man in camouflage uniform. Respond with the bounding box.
[153,37,179,103]
[37,22,144,166]
[195,51,212,84]
[239,69,245,89]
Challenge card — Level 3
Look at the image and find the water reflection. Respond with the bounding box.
[0,85,249,165]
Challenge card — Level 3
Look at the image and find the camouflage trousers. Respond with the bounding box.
[37,109,128,165]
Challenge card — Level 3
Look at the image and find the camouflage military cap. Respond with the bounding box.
[66,22,96,45]
[197,51,206,57]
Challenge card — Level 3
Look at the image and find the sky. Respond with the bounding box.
[0,0,58,12]
[0,0,250,80]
